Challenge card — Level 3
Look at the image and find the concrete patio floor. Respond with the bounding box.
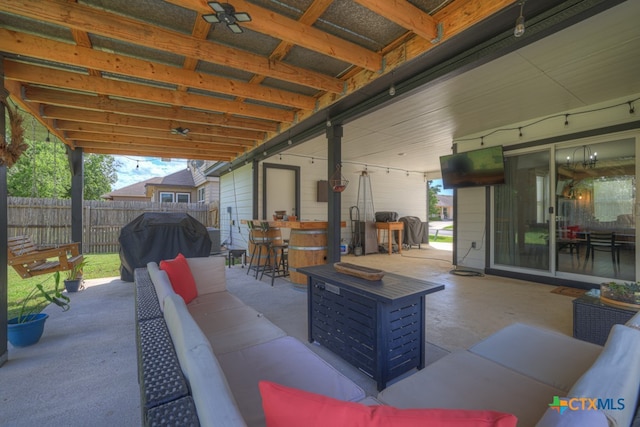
[1,245,576,426]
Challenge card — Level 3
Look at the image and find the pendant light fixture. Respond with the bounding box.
[514,1,526,38]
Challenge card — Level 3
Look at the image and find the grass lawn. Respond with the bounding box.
[7,253,121,320]
[429,234,453,243]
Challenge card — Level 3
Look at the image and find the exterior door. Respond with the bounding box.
[494,151,551,271]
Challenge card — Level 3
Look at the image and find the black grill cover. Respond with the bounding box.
[399,216,427,246]
[119,212,211,282]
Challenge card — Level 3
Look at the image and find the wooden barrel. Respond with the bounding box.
[248,227,282,267]
[288,229,328,285]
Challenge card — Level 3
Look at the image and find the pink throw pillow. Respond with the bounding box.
[159,253,198,304]
[259,381,517,427]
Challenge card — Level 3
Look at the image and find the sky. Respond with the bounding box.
[431,179,453,196]
[112,156,188,190]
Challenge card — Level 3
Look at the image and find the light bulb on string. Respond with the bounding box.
[514,1,526,37]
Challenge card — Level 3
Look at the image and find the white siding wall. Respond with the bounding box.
[257,151,427,244]
[220,143,428,249]
[455,187,486,270]
[220,164,253,250]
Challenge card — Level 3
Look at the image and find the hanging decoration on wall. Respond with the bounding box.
[330,163,349,192]
[0,97,29,168]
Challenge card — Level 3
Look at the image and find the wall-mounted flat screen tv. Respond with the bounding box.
[439,145,506,190]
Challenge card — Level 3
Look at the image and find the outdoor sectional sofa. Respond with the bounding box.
[134,255,640,427]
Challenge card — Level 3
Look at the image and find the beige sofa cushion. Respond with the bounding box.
[189,303,286,355]
[187,256,227,295]
[163,293,246,427]
[377,350,562,427]
[189,290,247,312]
[568,324,640,427]
[218,336,366,426]
[469,323,602,392]
[146,261,175,311]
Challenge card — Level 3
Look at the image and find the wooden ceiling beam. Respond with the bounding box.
[41,106,264,141]
[238,0,333,100]
[4,60,295,123]
[70,137,242,157]
[73,142,240,161]
[0,0,344,93]
[66,132,246,154]
[172,0,382,71]
[0,29,316,111]
[57,122,257,147]
[352,0,439,42]
[23,86,279,132]
[2,80,71,147]
[82,146,230,161]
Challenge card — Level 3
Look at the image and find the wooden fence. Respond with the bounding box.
[7,197,219,254]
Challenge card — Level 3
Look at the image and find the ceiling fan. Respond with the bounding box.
[171,127,190,136]
[202,2,252,34]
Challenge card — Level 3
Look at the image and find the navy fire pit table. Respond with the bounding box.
[299,264,445,391]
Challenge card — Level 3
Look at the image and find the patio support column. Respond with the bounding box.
[326,124,343,263]
[1,58,8,366]
[252,159,259,220]
[67,146,84,252]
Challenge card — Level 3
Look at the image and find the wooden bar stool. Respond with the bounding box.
[246,221,271,279]
[259,222,289,286]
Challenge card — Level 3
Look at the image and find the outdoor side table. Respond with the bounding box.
[573,295,637,345]
[375,222,404,255]
[299,264,444,390]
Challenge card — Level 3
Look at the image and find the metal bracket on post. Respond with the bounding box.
[431,23,444,44]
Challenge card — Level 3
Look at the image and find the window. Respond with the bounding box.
[197,187,206,203]
[160,192,174,203]
[177,193,190,203]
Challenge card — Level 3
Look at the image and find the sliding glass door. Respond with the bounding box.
[493,137,636,282]
[555,139,635,281]
[494,151,550,271]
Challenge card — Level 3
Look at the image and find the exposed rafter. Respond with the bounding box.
[0,0,524,161]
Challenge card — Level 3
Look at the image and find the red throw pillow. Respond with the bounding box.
[259,381,517,427]
[159,253,198,304]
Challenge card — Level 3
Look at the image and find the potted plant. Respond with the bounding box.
[64,258,88,293]
[8,271,71,347]
[600,281,640,309]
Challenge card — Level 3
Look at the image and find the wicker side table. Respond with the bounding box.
[573,295,638,346]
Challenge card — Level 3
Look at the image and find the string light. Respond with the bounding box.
[452,96,640,146]
[514,1,526,38]
[268,153,422,177]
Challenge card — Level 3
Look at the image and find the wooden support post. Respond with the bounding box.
[67,146,84,252]
[1,57,9,366]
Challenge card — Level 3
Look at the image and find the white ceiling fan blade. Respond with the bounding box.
[228,23,243,33]
[202,14,220,23]
[208,2,225,13]
[234,12,251,22]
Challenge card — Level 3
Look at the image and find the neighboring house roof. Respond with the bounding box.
[101,177,161,200]
[146,168,195,188]
[436,194,453,207]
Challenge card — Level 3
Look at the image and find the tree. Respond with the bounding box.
[6,112,118,199]
[83,154,119,200]
[428,182,442,219]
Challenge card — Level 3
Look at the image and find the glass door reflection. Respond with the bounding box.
[556,139,635,281]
